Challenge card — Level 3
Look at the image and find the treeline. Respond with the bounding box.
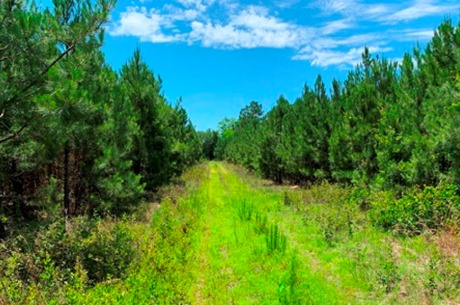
[211,19,460,192]
[0,0,201,236]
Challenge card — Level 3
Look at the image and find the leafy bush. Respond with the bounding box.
[78,220,135,283]
[371,184,460,235]
[0,216,136,303]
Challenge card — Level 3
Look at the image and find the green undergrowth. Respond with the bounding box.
[212,162,460,304]
[64,163,209,304]
[0,164,208,304]
[371,183,460,236]
[1,162,459,304]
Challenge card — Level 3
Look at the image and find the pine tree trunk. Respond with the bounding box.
[10,160,29,220]
[63,144,70,220]
[0,220,5,240]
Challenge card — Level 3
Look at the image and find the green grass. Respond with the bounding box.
[4,162,459,304]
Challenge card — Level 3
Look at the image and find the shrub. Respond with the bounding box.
[371,184,460,235]
[78,220,135,284]
[0,215,136,302]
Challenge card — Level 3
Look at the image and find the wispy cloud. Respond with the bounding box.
[394,29,436,41]
[312,0,357,14]
[309,33,384,50]
[311,0,455,23]
[379,0,457,24]
[176,0,213,12]
[294,45,393,67]
[108,0,457,67]
[188,6,310,48]
[273,0,300,8]
[320,18,355,35]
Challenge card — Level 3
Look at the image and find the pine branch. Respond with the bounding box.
[0,114,39,144]
[0,7,110,145]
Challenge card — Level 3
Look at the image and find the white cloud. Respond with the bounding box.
[293,46,393,67]
[311,0,456,23]
[110,7,179,43]
[310,33,383,49]
[188,6,309,48]
[295,31,392,66]
[176,0,210,12]
[396,29,435,41]
[109,5,203,42]
[109,0,453,67]
[380,0,457,23]
[365,4,389,15]
[273,0,299,8]
[163,4,201,22]
[340,33,383,46]
[232,6,286,30]
[313,0,357,14]
[320,18,354,35]
[311,0,391,20]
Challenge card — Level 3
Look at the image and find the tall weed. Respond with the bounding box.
[237,199,253,221]
[254,212,268,235]
[266,224,287,254]
[278,255,301,305]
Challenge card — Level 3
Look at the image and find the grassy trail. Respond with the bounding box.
[74,162,458,304]
[187,162,345,304]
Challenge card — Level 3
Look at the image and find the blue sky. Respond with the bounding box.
[103,0,458,131]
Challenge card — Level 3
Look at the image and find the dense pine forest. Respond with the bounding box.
[1,0,459,303]
[207,19,460,235]
[0,0,201,300]
[0,0,201,225]
[212,23,460,190]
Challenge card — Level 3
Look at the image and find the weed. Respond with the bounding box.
[254,212,268,235]
[425,247,460,298]
[319,209,356,246]
[283,191,293,206]
[237,199,253,221]
[375,245,400,293]
[5,162,458,304]
[321,214,337,246]
[426,253,440,295]
[278,255,301,305]
[266,224,287,254]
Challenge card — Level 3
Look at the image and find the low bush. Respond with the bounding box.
[371,184,460,235]
[0,216,136,302]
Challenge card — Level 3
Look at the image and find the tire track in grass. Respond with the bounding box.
[192,162,235,304]
[190,162,343,304]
